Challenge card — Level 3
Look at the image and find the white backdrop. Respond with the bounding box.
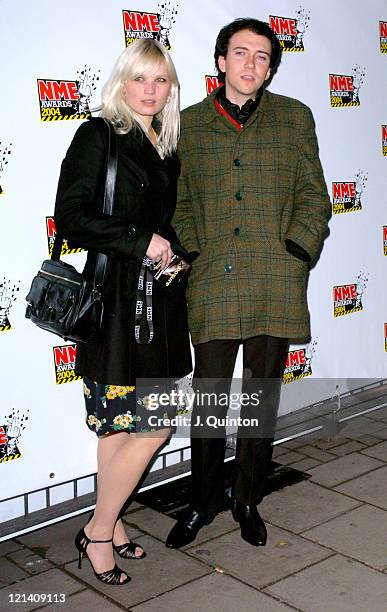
[0,0,386,524]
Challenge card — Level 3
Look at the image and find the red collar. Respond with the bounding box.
[214,98,242,131]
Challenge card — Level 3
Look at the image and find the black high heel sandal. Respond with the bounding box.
[87,510,146,560]
[75,528,131,585]
[113,541,147,560]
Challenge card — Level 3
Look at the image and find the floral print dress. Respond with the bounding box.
[83,378,176,437]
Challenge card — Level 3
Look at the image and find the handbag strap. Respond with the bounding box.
[51,120,118,292]
[93,120,118,288]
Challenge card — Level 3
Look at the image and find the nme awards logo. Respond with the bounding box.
[383,226,387,255]
[46,217,84,256]
[205,75,221,95]
[382,125,387,156]
[0,408,29,463]
[333,272,368,318]
[329,65,366,107]
[269,7,310,51]
[37,66,100,122]
[53,344,80,384]
[0,278,20,332]
[380,21,387,53]
[332,170,367,215]
[123,2,179,49]
[0,141,13,196]
[282,340,317,384]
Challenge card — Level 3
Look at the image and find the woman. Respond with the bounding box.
[54,39,193,585]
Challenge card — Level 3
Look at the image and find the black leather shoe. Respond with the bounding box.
[231,499,267,546]
[166,507,216,549]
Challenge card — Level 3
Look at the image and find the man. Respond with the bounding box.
[166,18,331,549]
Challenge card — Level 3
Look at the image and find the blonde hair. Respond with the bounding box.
[101,39,180,157]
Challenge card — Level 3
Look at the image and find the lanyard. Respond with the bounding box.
[134,257,155,344]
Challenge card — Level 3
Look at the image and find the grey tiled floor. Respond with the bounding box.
[1,421,387,611]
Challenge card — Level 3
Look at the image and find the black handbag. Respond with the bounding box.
[25,119,117,343]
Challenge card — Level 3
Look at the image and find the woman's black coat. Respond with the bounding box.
[54,117,192,385]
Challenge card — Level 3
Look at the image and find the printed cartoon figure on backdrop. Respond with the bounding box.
[0,278,20,331]
[354,170,367,207]
[0,291,11,325]
[0,141,12,195]
[76,66,101,114]
[157,1,178,47]
[351,65,365,103]
[355,272,368,309]
[295,7,310,48]
[303,339,317,376]
[0,408,29,462]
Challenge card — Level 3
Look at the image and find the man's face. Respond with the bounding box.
[218,29,272,107]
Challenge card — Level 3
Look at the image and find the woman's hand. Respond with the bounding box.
[146,234,173,269]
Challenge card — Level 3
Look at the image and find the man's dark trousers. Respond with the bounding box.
[190,335,288,516]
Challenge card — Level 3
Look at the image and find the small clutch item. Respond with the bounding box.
[151,254,191,288]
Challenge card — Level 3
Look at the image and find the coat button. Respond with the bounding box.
[234,159,241,166]
[233,227,240,236]
[224,264,233,273]
[235,192,242,200]
[128,225,136,236]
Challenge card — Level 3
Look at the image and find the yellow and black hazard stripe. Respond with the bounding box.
[56,374,81,384]
[0,324,11,332]
[62,247,85,255]
[332,206,362,215]
[282,370,312,384]
[330,101,360,107]
[0,453,21,463]
[49,244,85,256]
[41,113,91,122]
[282,47,304,52]
[334,305,363,318]
[176,407,189,416]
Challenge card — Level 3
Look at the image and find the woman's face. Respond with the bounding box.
[123,60,172,126]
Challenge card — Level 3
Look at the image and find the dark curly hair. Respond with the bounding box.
[214,18,282,83]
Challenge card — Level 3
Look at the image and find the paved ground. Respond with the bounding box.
[1,406,387,611]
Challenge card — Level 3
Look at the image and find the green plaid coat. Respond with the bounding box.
[173,89,331,345]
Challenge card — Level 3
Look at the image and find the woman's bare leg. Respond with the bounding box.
[84,429,170,580]
[94,432,145,556]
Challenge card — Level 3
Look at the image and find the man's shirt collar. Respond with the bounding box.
[215,85,263,125]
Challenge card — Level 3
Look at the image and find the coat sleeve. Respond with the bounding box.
[54,119,152,263]
[284,105,331,267]
[162,153,199,263]
[172,141,201,255]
